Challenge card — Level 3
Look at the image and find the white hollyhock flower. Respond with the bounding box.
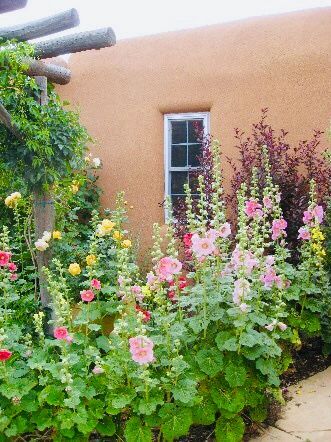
[35,239,49,252]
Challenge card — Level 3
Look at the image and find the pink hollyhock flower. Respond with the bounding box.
[230,247,258,274]
[135,305,151,322]
[206,229,219,241]
[155,257,182,281]
[131,346,154,365]
[272,218,287,240]
[168,290,177,302]
[183,233,193,247]
[91,279,101,290]
[92,366,104,375]
[80,289,95,302]
[313,205,324,223]
[278,322,287,331]
[0,349,12,361]
[7,262,17,272]
[118,276,124,286]
[298,227,310,240]
[131,285,144,301]
[10,273,18,281]
[129,335,154,352]
[260,267,278,289]
[0,251,11,267]
[191,234,216,258]
[146,271,158,287]
[303,210,313,225]
[265,322,276,331]
[265,255,275,266]
[218,222,231,238]
[263,196,273,209]
[275,193,281,203]
[233,278,250,305]
[244,199,263,218]
[54,327,69,340]
[239,303,249,312]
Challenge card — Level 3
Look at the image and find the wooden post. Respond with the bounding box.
[33,76,55,328]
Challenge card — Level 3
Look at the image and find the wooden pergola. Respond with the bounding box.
[0,0,116,321]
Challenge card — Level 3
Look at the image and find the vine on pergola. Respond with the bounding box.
[0,0,116,320]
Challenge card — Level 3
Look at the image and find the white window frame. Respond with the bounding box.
[164,112,210,214]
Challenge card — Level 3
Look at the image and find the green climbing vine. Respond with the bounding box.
[0,41,89,190]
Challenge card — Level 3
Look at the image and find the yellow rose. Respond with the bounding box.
[52,230,62,240]
[68,263,81,276]
[86,254,97,266]
[122,239,132,248]
[112,230,123,241]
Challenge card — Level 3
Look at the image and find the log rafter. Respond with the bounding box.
[0,0,27,14]
[0,8,79,41]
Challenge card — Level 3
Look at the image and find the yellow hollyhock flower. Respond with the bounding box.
[97,219,116,236]
[68,263,81,276]
[122,239,132,248]
[52,230,62,240]
[71,184,79,194]
[4,192,22,208]
[112,230,123,241]
[86,254,97,266]
[141,286,151,297]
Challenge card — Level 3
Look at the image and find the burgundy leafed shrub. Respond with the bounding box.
[174,109,331,261]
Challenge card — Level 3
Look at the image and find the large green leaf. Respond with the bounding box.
[124,416,152,442]
[195,348,224,377]
[159,404,193,441]
[225,363,246,387]
[215,416,245,442]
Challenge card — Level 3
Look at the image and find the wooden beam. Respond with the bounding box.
[0,9,79,42]
[25,59,71,85]
[0,101,22,139]
[33,27,116,59]
[0,0,27,14]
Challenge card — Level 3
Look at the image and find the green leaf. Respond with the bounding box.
[159,404,193,441]
[192,398,217,425]
[215,416,245,442]
[39,385,64,406]
[5,416,28,437]
[249,405,268,422]
[32,409,53,431]
[171,378,197,404]
[195,348,224,377]
[225,363,246,387]
[124,416,152,442]
[96,335,111,352]
[256,358,280,386]
[211,387,245,413]
[216,331,237,351]
[96,416,116,436]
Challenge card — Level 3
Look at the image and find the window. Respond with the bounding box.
[164,112,210,207]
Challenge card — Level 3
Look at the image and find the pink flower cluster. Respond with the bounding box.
[303,205,324,226]
[155,256,182,282]
[54,326,73,343]
[131,285,144,302]
[233,278,250,305]
[0,251,18,281]
[129,335,154,365]
[260,255,285,289]
[265,321,287,332]
[191,224,231,260]
[271,218,287,241]
[229,246,259,275]
[298,226,310,240]
[245,199,263,218]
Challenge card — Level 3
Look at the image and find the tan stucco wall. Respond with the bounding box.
[59,7,331,252]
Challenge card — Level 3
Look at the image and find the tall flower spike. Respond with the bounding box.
[210,140,226,228]
[164,197,178,257]
[151,223,164,263]
[184,182,198,232]
[196,174,209,231]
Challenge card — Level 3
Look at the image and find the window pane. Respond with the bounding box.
[171,171,188,195]
[171,121,187,144]
[188,143,202,167]
[188,119,203,143]
[171,144,187,167]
